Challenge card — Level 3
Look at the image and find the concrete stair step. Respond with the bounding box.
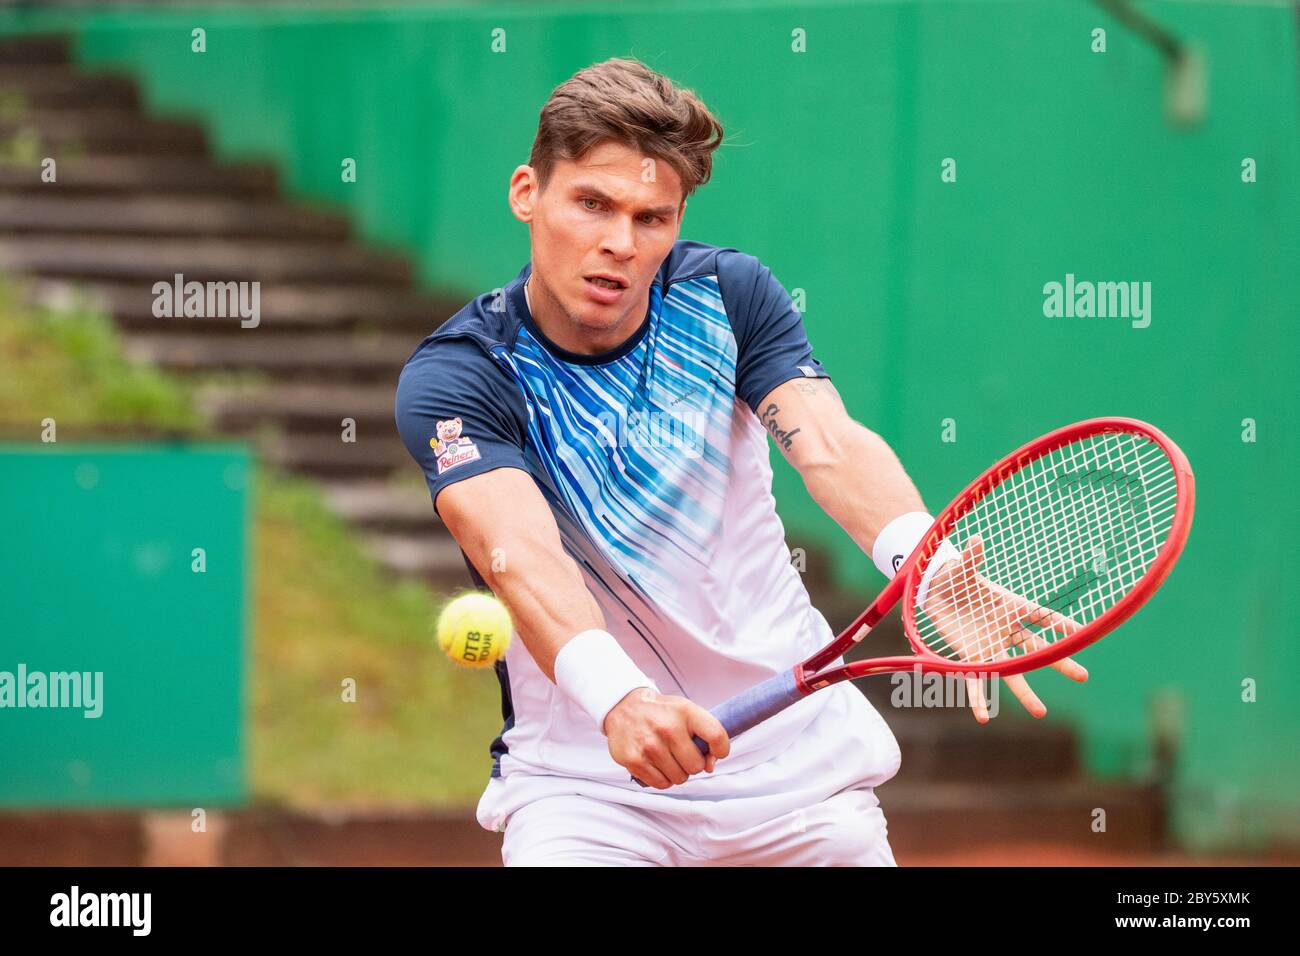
[0,236,411,284]
[0,109,208,155]
[202,383,402,433]
[320,483,467,589]
[0,65,139,109]
[129,330,414,377]
[259,432,412,480]
[361,531,468,587]
[879,707,1080,782]
[321,481,436,530]
[0,194,351,240]
[30,279,448,335]
[0,34,71,65]
[124,332,416,381]
[880,779,1165,853]
[0,154,279,196]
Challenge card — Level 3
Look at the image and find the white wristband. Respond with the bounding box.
[916,538,962,611]
[871,511,934,579]
[553,629,658,733]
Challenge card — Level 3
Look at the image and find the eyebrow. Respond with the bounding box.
[570,183,679,218]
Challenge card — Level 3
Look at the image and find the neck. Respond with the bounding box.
[524,272,646,357]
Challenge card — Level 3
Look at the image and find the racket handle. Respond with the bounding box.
[707,669,804,741]
[631,670,803,787]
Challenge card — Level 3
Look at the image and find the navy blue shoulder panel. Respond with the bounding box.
[620,239,831,413]
[394,278,532,518]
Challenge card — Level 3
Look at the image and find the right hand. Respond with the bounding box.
[602,688,731,790]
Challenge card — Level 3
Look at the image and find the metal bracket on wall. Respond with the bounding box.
[1094,0,1207,128]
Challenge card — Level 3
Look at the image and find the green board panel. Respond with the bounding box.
[0,445,250,807]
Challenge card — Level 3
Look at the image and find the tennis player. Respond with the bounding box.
[395,58,1061,866]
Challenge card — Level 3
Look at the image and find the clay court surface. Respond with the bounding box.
[3,811,1292,867]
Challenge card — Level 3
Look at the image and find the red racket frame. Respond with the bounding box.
[796,416,1196,692]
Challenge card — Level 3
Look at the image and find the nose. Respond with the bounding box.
[599,214,637,259]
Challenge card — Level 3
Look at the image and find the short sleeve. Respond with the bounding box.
[716,250,830,413]
[394,335,530,516]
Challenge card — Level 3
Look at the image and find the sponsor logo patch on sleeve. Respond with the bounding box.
[429,417,482,475]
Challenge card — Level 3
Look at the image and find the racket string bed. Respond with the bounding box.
[970,436,1157,635]
[913,432,1179,665]
[921,436,1171,662]
[918,433,1177,662]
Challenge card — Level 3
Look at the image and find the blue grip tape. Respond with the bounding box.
[709,669,803,742]
[631,669,803,787]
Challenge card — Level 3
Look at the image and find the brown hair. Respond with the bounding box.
[528,58,724,203]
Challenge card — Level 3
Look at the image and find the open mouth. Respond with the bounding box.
[585,276,627,290]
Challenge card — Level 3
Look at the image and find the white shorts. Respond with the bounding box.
[501,784,895,866]
[480,683,902,866]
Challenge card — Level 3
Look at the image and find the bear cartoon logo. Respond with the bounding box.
[431,417,463,454]
[430,417,481,475]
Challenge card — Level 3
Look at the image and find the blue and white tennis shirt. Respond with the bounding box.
[396,240,900,826]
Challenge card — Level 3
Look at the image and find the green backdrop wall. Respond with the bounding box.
[1,1,1295,848]
[0,446,249,806]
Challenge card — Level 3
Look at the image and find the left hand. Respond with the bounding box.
[921,534,1088,722]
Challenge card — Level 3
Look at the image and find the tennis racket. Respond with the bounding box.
[632,416,1194,786]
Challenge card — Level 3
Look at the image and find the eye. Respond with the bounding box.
[638,213,663,225]
[580,197,602,211]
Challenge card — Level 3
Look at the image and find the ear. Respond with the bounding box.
[509,165,538,223]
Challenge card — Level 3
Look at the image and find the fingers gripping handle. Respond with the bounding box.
[631,670,803,787]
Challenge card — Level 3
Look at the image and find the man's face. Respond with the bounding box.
[510,140,685,348]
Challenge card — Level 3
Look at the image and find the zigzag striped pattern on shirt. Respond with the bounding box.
[494,275,739,614]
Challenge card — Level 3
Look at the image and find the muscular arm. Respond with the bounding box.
[755,377,926,558]
[436,467,603,681]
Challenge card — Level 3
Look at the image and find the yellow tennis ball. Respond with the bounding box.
[436,591,513,668]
